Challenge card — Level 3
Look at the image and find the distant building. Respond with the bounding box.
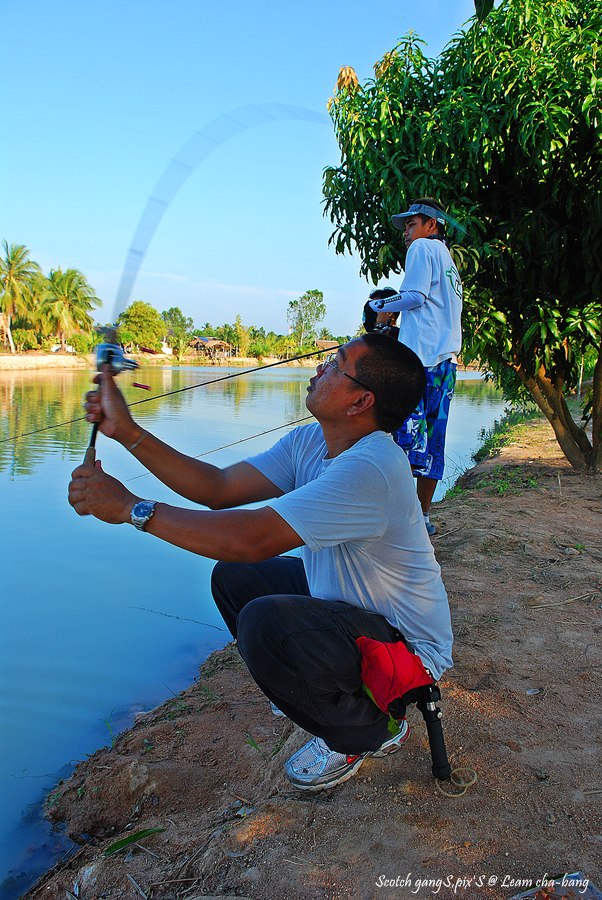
[190,337,234,359]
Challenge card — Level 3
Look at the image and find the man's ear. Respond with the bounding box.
[346,391,377,418]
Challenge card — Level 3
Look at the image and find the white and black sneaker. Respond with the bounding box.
[284,720,410,792]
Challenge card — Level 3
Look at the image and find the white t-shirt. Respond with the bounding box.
[399,237,463,367]
[246,424,453,678]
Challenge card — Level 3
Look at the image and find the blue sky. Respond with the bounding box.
[3,0,476,337]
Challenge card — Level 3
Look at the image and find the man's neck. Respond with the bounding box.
[321,423,378,459]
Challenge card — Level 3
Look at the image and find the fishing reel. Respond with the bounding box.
[83,342,139,462]
[95,343,138,374]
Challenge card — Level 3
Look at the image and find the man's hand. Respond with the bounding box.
[84,365,140,447]
[68,458,139,524]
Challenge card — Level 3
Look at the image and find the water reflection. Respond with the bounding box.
[0,366,499,478]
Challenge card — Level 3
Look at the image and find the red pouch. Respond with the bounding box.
[356,636,434,715]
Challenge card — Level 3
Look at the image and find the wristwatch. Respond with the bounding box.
[130,500,158,531]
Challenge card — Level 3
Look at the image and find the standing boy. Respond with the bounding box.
[369,197,463,535]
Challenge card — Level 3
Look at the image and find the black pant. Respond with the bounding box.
[211,556,401,753]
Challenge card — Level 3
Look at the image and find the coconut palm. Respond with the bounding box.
[40,268,100,349]
[0,241,41,353]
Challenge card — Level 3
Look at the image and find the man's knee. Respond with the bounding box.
[237,594,282,643]
[236,595,283,673]
[237,594,313,669]
[210,560,237,597]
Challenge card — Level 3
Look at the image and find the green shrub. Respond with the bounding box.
[12,329,40,351]
[70,333,96,355]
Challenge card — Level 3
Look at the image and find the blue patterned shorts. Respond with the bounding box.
[394,359,456,481]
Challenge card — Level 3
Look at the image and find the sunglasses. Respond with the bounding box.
[321,353,374,393]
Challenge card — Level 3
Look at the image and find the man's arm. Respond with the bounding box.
[85,366,282,508]
[145,504,302,561]
[392,289,426,310]
[68,459,302,562]
[123,431,282,509]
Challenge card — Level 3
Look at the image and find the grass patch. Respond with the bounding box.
[474,465,539,495]
[472,407,542,463]
[443,407,542,500]
[161,698,192,720]
[444,482,466,500]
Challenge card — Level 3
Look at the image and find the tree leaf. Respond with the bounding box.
[103,828,165,857]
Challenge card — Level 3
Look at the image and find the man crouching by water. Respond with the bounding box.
[69,333,452,792]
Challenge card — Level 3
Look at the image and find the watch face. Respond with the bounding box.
[133,501,155,518]
[131,500,157,529]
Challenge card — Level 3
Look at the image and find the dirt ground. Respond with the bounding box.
[28,420,601,900]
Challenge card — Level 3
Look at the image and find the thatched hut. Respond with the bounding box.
[190,337,234,359]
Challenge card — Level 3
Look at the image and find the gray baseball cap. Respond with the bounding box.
[391,203,447,230]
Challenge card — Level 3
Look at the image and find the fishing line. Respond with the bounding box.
[125,415,313,483]
[122,347,333,412]
[0,346,335,445]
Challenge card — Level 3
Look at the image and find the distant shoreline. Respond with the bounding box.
[0,352,481,373]
[0,353,87,370]
[0,353,320,372]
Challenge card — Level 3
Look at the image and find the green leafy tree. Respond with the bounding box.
[11,328,40,351]
[248,325,267,358]
[234,313,250,357]
[249,327,289,359]
[194,322,219,337]
[214,322,237,347]
[162,306,194,362]
[287,289,326,350]
[69,331,101,356]
[117,300,165,351]
[0,241,42,353]
[324,0,602,471]
[39,268,100,349]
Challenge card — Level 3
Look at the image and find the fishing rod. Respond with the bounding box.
[0,344,338,447]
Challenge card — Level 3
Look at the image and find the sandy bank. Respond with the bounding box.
[0,353,87,370]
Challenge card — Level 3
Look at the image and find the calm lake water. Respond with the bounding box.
[0,363,506,897]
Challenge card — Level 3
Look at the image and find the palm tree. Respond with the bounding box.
[40,268,100,349]
[0,241,41,353]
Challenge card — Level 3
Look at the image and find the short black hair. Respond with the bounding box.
[410,196,447,235]
[363,287,398,332]
[355,333,425,432]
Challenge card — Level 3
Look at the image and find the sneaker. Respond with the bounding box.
[270,701,286,718]
[284,720,409,792]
